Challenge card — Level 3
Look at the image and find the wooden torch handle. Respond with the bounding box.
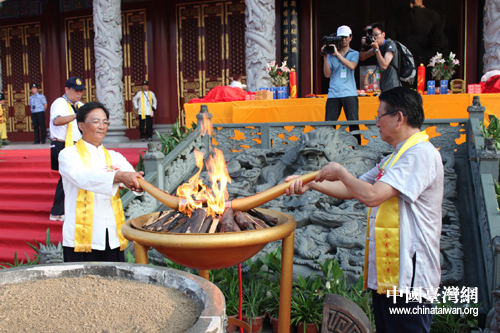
[137,178,180,210]
[230,170,320,212]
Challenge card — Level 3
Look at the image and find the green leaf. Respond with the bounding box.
[45,228,51,246]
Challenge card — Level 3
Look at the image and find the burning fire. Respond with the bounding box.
[176,113,231,217]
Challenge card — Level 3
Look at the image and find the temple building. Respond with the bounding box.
[0,0,491,142]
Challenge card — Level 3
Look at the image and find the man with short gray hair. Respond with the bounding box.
[287,87,443,332]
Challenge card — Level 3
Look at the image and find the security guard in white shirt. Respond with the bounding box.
[49,77,85,221]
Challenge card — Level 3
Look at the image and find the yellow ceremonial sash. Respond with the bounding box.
[0,104,5,122]
[74,139,128,252]
[363,131,429,294]
[140,91,152,120]
[65,102,82,148]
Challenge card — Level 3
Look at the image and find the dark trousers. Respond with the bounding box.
[325,96,361,144]
[372,290,433,333]
[63,230,125,263]
[50,141,66,215]
[139,115,153,139]
[31,112,46,143]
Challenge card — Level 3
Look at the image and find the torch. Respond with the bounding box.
[289,69,297,98]
[137,170,320,212]
[417,63,425,94]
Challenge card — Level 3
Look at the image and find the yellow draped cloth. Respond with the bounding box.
[65,102,81,148]
[140,91,153,120]
[73,139,128,252]
[0,104,7,140]
[363,131,429,294]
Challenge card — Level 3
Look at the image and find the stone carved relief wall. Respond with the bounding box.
[245,0,276,91]
[93,0,125,125]
[164,137,208,194]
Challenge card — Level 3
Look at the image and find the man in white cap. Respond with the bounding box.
[322,25,360,144]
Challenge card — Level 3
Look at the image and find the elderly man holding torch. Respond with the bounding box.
[59,101,144,262]
[286,87,443,333]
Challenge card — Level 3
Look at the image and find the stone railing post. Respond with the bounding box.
[468,95,486,121]
[143,142,165,191]
[196,105,213,153]
[481,137,500,182]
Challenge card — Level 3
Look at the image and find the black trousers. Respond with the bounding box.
[139,115,153,139]
[50,141,66,215]
[325,96,361,144]
[371,290,433,333]
[31,112,46,143]
[63,230,126,263]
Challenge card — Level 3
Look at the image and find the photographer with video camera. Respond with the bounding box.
[322,25,360,144]
[360,22,401,93]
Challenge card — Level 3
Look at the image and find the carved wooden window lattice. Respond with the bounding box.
[66,17,95,104]
[65,10,147,129]
[0,23,43,134]
[177,1,246,121]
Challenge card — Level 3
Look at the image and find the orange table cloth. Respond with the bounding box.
[184,94,500,127]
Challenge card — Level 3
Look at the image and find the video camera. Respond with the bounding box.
[321,34,343,55]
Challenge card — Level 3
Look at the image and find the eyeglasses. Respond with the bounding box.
[373,32,382,37]
[86,120,110,127]
[374,110,404,122]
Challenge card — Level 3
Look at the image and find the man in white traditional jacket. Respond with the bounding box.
[59,101,144,262]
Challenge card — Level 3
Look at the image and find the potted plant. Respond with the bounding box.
[317,258,375,330]
[243,279,268,333]
[224,279,241,332]
[210,266,241,332]
[291,275,323,333]
[430,299,481,333]
[266,281,296,333]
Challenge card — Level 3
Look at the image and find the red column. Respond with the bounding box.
[41,0,66,132]
[148,0,178,125]
[463,0,480,85]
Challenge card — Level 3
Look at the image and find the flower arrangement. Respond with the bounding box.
[427,52,460,81]
[266,60,290,87]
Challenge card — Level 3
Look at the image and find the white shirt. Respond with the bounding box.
[360,140,444,293]
[59,141,140,250]
[49,97,83,141]
[132,90,157,116]
[229,81,247,89]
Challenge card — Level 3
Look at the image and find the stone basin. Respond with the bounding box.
[0,262,226,333]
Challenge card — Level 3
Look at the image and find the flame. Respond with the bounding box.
[199,112,213,136]
[176,113,231,217]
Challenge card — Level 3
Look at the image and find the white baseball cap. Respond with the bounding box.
[337,25,352,37]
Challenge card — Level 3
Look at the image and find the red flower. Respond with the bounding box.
[444,66,447,69]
